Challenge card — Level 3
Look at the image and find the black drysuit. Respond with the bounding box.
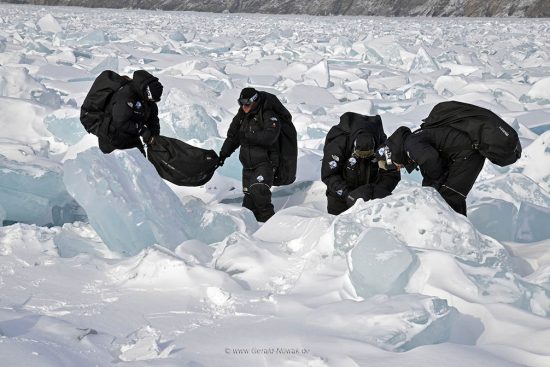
[220,93,282,222]
[386,126,485,216]
[322,113,401,215]
[97,71,160,155]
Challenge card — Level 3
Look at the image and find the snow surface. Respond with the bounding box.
[0,4,549,366]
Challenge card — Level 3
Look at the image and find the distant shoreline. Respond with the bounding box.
[1,0,549,18]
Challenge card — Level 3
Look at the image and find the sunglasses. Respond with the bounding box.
[238,93,259,106]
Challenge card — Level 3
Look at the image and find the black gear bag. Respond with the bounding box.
[262,92,297,186]
[147,135,219,186]
[421,101,522,167]
[325,112,387,157]
[80,70,129,136]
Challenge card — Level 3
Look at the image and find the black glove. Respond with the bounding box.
[145,80,163,102]
[217,154,227,167]
[346,185,374,208]
[334,188,349,201]
[141,129,154,144]
[372,185,392,200]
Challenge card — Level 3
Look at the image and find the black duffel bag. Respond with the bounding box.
[421,101,521,167]
[147,135,219,186]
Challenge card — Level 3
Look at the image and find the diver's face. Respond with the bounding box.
[241,101,257,114]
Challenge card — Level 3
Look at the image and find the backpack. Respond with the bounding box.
[80,70,130,136]
[420,101,522,167]
[261,92,297,186]
[325,112,387,157]
[147,135,219,186]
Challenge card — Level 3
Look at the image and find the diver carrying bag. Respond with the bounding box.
[80,70,129,135]
[262,92,297,186]
[421,101,522,167]
[147,135,219,186]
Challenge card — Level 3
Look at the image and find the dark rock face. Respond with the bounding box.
[2,0,549,17]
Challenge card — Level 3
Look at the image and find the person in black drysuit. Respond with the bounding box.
[97,70,163,155]
[385,126,485,216]
[322,112,401,215]
[218,88,283,222]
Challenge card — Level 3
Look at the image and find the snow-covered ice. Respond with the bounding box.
[0,138,80,226]
[349,228,418,297]
[0,4,549,366]
[63,147,191,255]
